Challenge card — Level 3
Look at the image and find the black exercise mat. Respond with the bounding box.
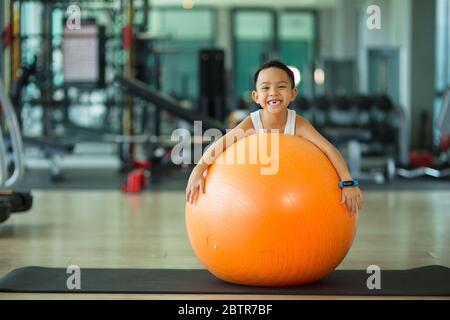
[0,265,449,296]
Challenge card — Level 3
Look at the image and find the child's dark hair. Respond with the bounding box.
[253,60,295,89]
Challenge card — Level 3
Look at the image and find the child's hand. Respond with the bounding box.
[340,187,364,215]
[186,169,206,205]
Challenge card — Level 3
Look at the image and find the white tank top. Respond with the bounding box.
[250,109,296,135]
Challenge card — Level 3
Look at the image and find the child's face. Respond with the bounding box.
[252,67,298,115]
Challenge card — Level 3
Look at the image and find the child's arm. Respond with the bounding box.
[186,116,254,204]
[296,116,364,214]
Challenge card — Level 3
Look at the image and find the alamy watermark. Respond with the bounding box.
[66,265,81,290]
[366,5,381,30]
[366,265,381,290]
[66,5,81,30]
[170,121,280,175]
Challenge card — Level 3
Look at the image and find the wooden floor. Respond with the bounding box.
[0,190,449,300]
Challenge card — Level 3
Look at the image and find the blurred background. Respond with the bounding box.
[1,0,449,190]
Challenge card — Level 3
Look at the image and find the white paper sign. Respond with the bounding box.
[63,24,99,83]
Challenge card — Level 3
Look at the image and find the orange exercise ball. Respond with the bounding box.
[185,133,358,287]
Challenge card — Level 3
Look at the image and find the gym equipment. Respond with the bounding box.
[0,78,33,223]
[292,96,313,124]
[121,169,147,193]
[314,94,395,184]
[10,58,76,182]
[1,265,449,296]
[117,76,227,132]
[0,78,25,188]
[199,48,226,123]
[296,93,402,185]
[185,134,358,287]
[121,160,151,193]
[117,75,227,187]
[0,191,32,223]
[62,21,106,87]
[397,87,450,179]
[14,0,129,146]
[312,95,331,128]
[397,166,450,179]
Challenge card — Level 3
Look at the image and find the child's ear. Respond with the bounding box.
[290,87,298,101]
[251,90,259,104]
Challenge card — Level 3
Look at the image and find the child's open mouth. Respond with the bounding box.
[268,100,282,107]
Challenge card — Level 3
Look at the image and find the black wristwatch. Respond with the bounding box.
[338,179,359,188]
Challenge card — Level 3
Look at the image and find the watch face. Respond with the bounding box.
[339,180,358,188]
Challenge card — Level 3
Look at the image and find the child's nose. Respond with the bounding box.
[269,87,279,95]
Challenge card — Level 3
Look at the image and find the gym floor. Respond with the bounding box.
[1,188,449,300]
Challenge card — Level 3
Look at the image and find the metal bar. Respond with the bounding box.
[116,76,227,132]
[0,78,25,189]
[397,167,450,179]
[0,124,7,186]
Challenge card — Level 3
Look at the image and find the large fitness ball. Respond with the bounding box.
[185,133,358,286]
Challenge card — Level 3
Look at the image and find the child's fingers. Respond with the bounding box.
[194,186,202,204]
[357,189,364,203]
[186,185,194,203]
[193,186,197,203]
[341,193,346,204]
[191,188,196,204]
[193,188,199,204]
[200,181,205,193]
[357,196,363,211]
[346,197,352,213]
[353,198,358,215]
[189,187,196,204]
[186,189,191,202]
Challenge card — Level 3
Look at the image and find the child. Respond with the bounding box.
[186,60,364,214]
